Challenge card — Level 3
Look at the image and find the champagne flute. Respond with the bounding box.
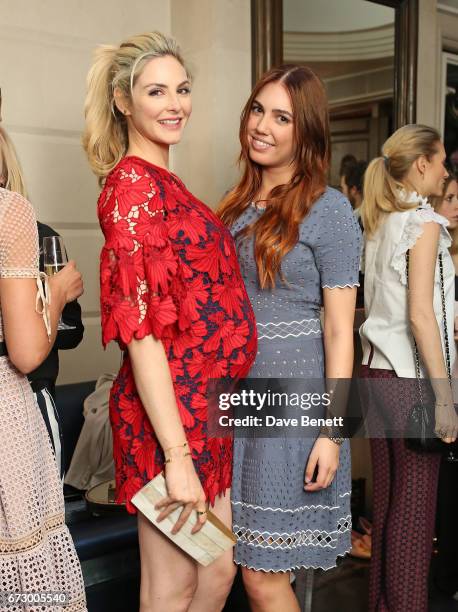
[43,236,67,276]
[43,236,68,328]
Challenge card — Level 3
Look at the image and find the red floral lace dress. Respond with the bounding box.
[98,156,257,513]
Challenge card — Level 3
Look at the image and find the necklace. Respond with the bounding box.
[251,199,268,211]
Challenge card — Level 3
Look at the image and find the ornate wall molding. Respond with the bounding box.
[284,24,394,62]
[251,0,419,128]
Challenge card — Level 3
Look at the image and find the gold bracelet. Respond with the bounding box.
[164,441,189,453]
[164,452,192,464]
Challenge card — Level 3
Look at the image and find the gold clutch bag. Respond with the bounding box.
[131,472,237,566]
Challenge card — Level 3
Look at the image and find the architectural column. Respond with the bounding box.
[417,0,441,128]
[171,0,252,207]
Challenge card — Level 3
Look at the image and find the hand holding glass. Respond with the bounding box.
[43,236,68,276]
[43,236,68,327]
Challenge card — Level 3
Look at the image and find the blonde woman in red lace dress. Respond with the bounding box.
[83,32,257,611]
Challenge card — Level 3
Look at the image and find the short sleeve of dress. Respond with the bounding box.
[391,204,451,286]
[0,190,39,279]
[313,190,362,288]
[98,163,181,349]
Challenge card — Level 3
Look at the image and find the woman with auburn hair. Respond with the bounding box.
[83,31,257,611]
[218,65,361,610]
[359,125,458,612]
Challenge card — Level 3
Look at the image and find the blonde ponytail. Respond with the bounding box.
[0,126,28,198]
[83,45,126,182]
[83,32,187,183]
[361,124,441,237]
[361,156,403,236]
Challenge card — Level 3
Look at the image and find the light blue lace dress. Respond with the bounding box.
[230,187,362,572]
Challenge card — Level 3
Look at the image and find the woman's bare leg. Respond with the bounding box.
[188,490,237,612]
[242,567,300,612]
[138,510,198,612]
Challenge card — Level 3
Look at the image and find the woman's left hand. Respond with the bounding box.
[304,437,340,491]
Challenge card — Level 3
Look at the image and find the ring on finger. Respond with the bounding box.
[196,510,207,516]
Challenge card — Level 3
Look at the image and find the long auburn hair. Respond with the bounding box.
[217,65,330,289]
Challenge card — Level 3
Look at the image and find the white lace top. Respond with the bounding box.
[0,189,51,340]
[360,192,456,377]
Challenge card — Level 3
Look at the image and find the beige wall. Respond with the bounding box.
[0,0,171,384]
[417,0,441,128]
[171,0,251,207]
[440,4,458,51]
[417,1,458,127]
[1,0,251,384]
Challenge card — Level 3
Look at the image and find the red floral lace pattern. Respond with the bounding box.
[98,157,257,512]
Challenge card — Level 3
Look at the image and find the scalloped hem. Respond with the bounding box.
[234,547,351,573]
[322,283,360,289]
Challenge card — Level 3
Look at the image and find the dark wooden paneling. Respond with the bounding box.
[252,0,419,128]
[251,0,283,84]
[394,0,418,127]
[365,0,419,127]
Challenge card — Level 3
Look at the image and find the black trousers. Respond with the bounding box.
[34,387,65,480]
[435,455,458,596]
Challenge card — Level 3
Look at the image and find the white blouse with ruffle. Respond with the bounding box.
[360,192,456,377]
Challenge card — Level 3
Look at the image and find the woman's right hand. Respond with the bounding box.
[155,453,207,534]
[435,400,458,443]
[48,260,84,304]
